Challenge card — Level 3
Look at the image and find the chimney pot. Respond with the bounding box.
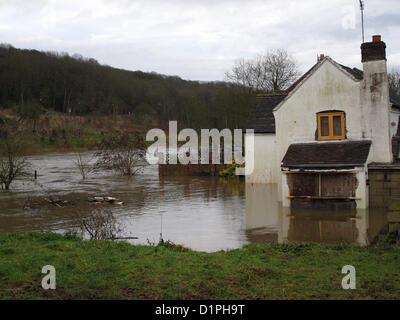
[372,35,382,42]
[320,54,325,60]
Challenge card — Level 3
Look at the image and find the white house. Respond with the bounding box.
[246,35,400,210]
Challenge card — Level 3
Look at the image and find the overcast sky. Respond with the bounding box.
[0,0,399,81]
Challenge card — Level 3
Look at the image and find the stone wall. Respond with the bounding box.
[159,163,228,176]
[368,165,400,208]
[388,200,400,233]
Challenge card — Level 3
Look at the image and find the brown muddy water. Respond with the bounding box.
[0,152,389,252]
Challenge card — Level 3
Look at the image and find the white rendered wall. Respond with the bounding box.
[355,167,368,209]
[360,60,392,163]
[274,58,392,202]
[245,133,277,184]
[274,60,363,200]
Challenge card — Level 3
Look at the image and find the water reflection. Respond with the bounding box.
[245,183,280,243]
[0,153,248,252]
[0,152,389,252]
[245,183,387,246]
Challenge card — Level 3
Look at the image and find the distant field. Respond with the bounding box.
[0,232,399,300]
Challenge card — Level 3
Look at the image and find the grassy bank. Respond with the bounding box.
[0,109,156,154]
[0,232,399,300]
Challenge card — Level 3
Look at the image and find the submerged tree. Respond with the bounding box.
[73,150,94,180]
[0,119,31,190]
[225,49,300,93]
[94,133,147,176]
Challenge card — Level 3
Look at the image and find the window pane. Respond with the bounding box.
[320,116,329,136]
[333,116,342,136]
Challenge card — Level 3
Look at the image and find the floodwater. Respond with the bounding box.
[0,152,389,252]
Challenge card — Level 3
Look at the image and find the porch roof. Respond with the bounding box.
[281,140,372,169]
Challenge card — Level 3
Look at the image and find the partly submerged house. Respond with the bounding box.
[246,35,400,209]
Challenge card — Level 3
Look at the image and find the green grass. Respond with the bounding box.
[0,232,399,300]
[30,128,104,153]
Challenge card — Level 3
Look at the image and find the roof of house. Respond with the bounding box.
[246,57,400,133]
[281,140,372,168]
[339,64,364,80]
[245,93,287,133]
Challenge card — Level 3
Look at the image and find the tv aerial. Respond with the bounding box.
[359,0,365,43]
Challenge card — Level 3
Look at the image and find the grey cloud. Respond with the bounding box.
[0,0,398,80]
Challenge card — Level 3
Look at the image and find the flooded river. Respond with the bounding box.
[0,152,389,252]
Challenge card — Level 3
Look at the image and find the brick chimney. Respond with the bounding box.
[361,34,386,62]
[360,35,392,163]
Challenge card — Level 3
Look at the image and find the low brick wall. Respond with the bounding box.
[158,163,228,176]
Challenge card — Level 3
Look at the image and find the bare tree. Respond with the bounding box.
[0,120,31,190]
[225,49,300,93]
[389,69,400,96]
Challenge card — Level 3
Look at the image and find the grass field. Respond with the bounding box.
[0,232,399,300]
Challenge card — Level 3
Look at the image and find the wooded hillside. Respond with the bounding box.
[0,44,254,130]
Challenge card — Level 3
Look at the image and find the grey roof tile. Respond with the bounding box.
[282,140,372,168]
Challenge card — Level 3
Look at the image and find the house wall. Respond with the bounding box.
[274,60,363,201]
[355,167,368,209]
[245,133,278,184]
[360,59,392,163]
[274,60,363,164]
[273,58,392,204]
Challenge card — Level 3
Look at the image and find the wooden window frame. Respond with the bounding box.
[317,112,345,140]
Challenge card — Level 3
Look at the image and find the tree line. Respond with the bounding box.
[0,44,256,131]
[1,43,398,133]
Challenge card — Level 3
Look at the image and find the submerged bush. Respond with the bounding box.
[218,160,245,178]
[78,208,122,240]
[157,240,189,252]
